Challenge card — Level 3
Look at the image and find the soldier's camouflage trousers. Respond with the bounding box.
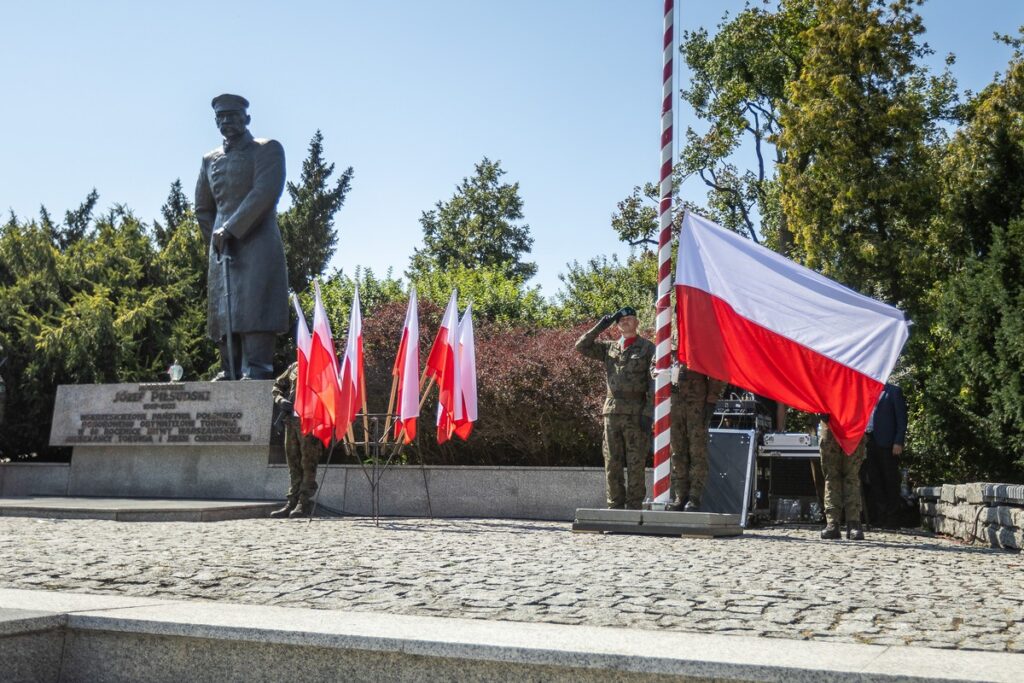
[819,424,866,526]
[670,397,709,503]
[284,422,322,505]
[603,413,647,509]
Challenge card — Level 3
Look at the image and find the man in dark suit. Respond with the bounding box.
[863,383,908,527]
[195,94,289,380]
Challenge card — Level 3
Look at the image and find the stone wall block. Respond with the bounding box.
[915,486,942,500]
[996,526,1023,550]
[940,484,957,504]
[963,483,988,505]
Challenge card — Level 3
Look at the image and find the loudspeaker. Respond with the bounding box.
[702,428,757,527]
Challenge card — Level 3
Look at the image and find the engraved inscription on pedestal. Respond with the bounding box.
[49,381,274,447]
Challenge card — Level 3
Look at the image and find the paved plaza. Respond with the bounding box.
[1,516,1021,654]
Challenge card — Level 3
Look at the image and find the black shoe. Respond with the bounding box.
[665,497,687,512]
[683,499,700,512]
[269,500,296,518]
[289,501,313,518]
[847,523,865,541]
[820,523,841,539]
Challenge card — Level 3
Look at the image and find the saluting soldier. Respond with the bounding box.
[270,361,324,518]
[195,94,289,380]
[576,307,655,509]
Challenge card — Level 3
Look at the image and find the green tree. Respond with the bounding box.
[56,189,99,249]
[778,0,957,314]
[408,157,536,281]
[278,130,354,295]
[153,179,192,248]
[414,263,551,326]
[677,0,814,251]
[554,253,658,329]
[909,47,1024,483]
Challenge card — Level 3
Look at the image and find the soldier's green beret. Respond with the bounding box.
[211,94,250,112]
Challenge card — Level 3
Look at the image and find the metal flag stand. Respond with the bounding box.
[308,412,433,526]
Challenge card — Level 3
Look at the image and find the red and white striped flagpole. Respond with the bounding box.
[651,0,675,505]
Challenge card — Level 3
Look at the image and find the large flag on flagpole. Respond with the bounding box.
[393,287,420,443]
[674,211,910,453]
[454,302,477,441]
[307,281,342,446]
[336,287,365,440]
[291,293,316,435]
[425,290,462,444]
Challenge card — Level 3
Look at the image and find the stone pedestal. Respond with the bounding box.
[49,382,280,500]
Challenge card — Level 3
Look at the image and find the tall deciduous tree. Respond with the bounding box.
[278,130,353,295]
[678,0,814,251]
[778,0,956,313]
[408,157,536,281]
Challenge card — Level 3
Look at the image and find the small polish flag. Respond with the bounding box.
[291,294,316,435]
[393,288,420,443]
[425,290,462,444]
[454,302,477,440]
[335,287,364,440]
[307,281,342,446]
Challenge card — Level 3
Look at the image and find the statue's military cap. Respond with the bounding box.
[211,94,250,112]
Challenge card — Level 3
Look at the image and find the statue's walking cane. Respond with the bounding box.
[215,242,236,380]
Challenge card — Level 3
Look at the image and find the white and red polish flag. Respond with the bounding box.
[335,287,365,440]
[392,287,420,443]
[675,211,910,454]
[308,281,342,446]
[425,290,462,444]
[291,293,317,435]
[454,302,477,440]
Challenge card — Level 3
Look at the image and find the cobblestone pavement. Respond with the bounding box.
[1,517,1022,653]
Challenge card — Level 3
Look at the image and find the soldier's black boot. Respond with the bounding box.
[665,497,687,512]
[270,499,296,518]
[820,523,841,539]
[290,499,313,518]
[847,523,865,541]
[683,498,700,512]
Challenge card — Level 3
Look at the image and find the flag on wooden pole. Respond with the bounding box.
[425,290,462,444]
[336,287,364,440]
[454,302,477,440]
[291,294,316,435]
[393,287,420,443]
[307,281,342,446]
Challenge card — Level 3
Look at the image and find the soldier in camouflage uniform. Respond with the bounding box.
[818,418,867,540]
[270,361,323,518]
[576,307,655,509]
[667,364,726,511]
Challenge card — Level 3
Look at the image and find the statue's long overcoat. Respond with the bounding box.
[195,131,289,339]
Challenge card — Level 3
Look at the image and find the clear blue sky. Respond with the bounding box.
[2,1,1021,296]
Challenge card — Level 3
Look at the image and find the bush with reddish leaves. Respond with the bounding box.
[352,300,608,466]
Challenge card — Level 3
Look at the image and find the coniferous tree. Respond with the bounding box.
[153,179,192,248]
[278,131,353,294]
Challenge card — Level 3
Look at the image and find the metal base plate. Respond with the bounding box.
[571,508,743,537]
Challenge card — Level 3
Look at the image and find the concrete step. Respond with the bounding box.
[0,496,280,522]
[572,508,744,536]
[1,588,1020,682]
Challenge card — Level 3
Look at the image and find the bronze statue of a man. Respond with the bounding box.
[195,94,289,380]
